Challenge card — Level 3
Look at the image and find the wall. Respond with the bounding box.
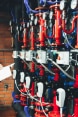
[0,12,14,107]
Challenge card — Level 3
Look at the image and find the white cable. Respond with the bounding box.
[18,55,55,75]
[65,65,70,72]
[63,32,77,50]
[27,92,41,102]
[28,93,50,105]
[15,80,28,96]
[15,56,51,105]
[24,59,30,69]
[60,107,63,117]
[65,37,75,50]
[40,98,49,117]
[40,63,55,75]
[15,79,50,105]
[32,57,55,75]
[17,55,30,69]
[48,58,75,81]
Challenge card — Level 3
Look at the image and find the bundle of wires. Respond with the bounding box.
[24,0,60,14]
[24,0,39,14]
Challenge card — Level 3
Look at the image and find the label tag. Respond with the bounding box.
[0,66,12,81]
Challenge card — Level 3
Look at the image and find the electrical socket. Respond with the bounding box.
[4,84,8,89]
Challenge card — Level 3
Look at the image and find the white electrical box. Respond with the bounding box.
[13,51,19,58]
[25,50,36,61]
[56,51,69,65]
[20,51,26,59]
[37,82,43,98]
[36,50,47,64]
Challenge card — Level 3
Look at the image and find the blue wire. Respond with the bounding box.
[24,0,52,14]
[47,0,60,5]
[40,0,60,5]
[24,0,39,14]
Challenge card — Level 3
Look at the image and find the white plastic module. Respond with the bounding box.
[25,76,31,89]
[25,50,36,61]
[56,51,69,65]
[13,51,19,58]
[20,72,25,83]
[13,70,16,79]
[56,88,66,108]
[36,50,47,64]
[71,0,77,9]
[37,82,43,98]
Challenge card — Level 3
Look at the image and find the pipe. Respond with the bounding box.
[49,4,60,9]
[62,15,78,34]
[55,8,62,45]
[30,62,35,96]
[17,110,26,117]
[22,28,28,49]
[30,27,35,50]
[75,19,78,48]
[49,4,62,45]
[24,106,31,117]
[12,103,26,117]
[74,68,78,88]
[38,16,46,47]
